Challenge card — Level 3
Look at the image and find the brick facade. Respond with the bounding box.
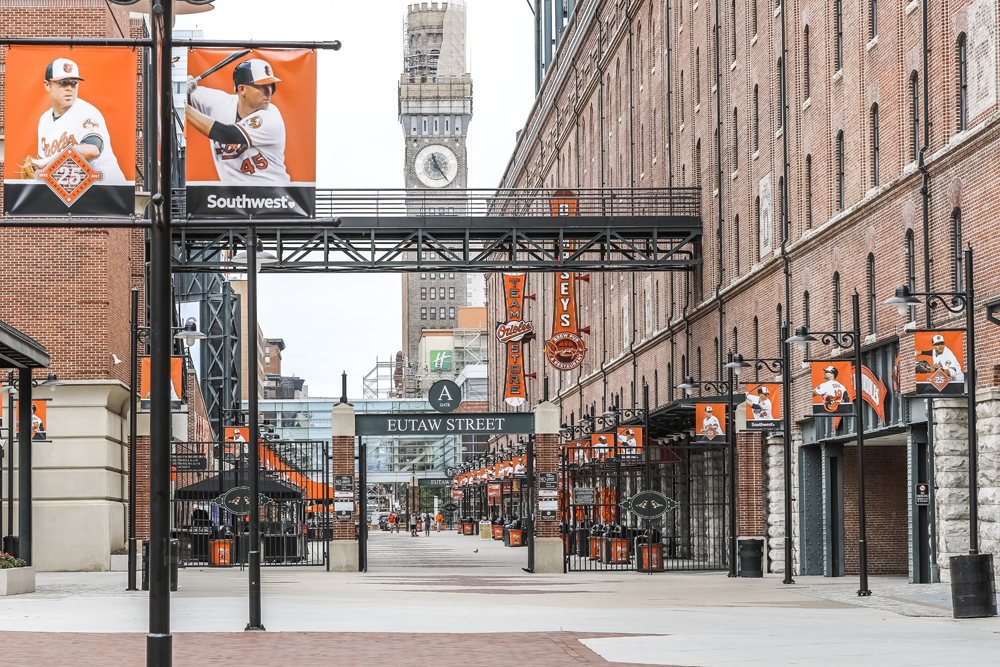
[737,431,765,537]
[331,433,356,540]
[843,445,909,575]
[491,0,1000,577]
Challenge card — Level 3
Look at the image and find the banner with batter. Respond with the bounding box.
[695,403,726,443]
[3,46,137,216]
[914,330,966,396]
[498,273,533,406]
[810,361,855,416]
[185,48,316,218]
[744,383,781,430]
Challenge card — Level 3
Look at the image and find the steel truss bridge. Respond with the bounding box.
[170,187,702,273]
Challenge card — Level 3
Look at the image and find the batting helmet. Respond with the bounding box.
[233,58,281,92]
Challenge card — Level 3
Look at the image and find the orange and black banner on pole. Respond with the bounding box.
[544,189,588,371]
[498,273,534,407]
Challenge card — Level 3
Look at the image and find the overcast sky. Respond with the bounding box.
[175,0,535,397]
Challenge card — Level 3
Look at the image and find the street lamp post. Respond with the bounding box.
[884,246,996,618]
[727,321,796,584]
[677,373,736,577]
[787,290,870,596]
[1,372,16,554]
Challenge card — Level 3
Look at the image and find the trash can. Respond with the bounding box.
[589,525,605,561]
[738,538,764,578]
[575,525,589,556]
[491,519,504,540]
[950,553,998,618]
[602,525,630,564]
[210,538,233,566]
[463,518,476,535]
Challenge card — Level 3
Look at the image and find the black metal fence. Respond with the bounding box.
[170,440,331,567]
[560,441,729,572]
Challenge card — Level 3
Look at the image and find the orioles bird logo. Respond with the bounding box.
[823,389,844,412]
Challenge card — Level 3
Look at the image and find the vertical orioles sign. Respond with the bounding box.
[3,46,137,216]
[185,48,316,218]
[544,190,588,371]
[497,273,534,406]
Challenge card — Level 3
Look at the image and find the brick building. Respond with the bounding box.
[0,1,213,571]
[491,0,1000,582]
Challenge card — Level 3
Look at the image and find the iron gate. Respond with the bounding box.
[171,440,331,567]
[561,440,729,572]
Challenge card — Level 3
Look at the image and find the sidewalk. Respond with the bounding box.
[0,531,997,665]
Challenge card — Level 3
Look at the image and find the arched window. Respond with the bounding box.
[695,139,702,187]
[777,176,784,241]
[755,195,761,254]
[833,272,842,332]
[952,208,963,291]
[958,33,968,131]
[733,107,739,169]
[803,26,811,100]
[867,253,877,334]
[696,48,701,104]
[753,84,760,151]
[777,57,785,130]
[731,0,737,63]
[834,0,844,71]
[803,291,811,358]
[680,70,685,123]
[734,214,741,276]
[906,229,916,320]
[806,154,814,228]
[871,103,880,186]
[870,0,877,40]
[836,130,845,210]
[753,316,760,367]
[910,72,920,161]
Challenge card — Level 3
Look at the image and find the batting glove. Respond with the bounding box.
[187,76,198,95]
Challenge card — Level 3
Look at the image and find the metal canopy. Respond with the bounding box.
[0,320,51,369]
[171,187,702,273]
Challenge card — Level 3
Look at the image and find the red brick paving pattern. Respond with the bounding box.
[1,632,676,666]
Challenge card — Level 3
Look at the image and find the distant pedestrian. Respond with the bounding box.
[392,513,400,533]
[409,512,418,537]
[435,512,444,532]
[423,512,431,536]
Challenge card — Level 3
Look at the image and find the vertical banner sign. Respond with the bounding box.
[744,383,782,430]
[914,330,966,396]
[810,361,855,416]
[10,400,50,441]
[615,426,644,458]
[140,356,185,410]
[859,366,888,424]
[590,433,613,460]
[3,46,137,216]
[695,403,726,442]
[545,190,588,371]
[185,48,316,218]
[498,273,534,406]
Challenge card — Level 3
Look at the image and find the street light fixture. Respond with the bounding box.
[786,291,870,597]
[883,246,996,618]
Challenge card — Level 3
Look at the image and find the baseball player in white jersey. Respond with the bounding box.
[701,406,722,440]
[813,365,848,411]
[185,58,290,184]
[32,58,126,184]
[917,334,965,383]
[746,385,773,419]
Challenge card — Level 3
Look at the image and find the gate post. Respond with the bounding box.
[533,401,563,573]
[329,402,358,572]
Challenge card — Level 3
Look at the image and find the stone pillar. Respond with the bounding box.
[977,388,1000,579]
[533,401,562,573]
[328,402,357,572]
[764,431,800,574]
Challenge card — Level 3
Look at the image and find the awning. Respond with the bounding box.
[174,469,305,500]
[0,320,50,369]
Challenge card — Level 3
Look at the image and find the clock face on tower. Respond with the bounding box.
[414,144,459,188]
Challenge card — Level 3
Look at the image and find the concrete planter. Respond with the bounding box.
[110,554,129,572]
[0,567,36,595]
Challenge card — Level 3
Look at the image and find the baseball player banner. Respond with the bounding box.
[3,46,137,216]
[8,399,51,441]
[139,356,185,411]
[185,48,316,218]
[811,361,855,416]
[744,383,781,431]
[695,403,726,443]
[615,426,644,458]
[590,433,613,460]
[914,330,966,396]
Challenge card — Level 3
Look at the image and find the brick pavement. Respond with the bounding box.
[0,631,669,666]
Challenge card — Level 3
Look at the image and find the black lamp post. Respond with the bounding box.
[727,321,795,584]
[1,371,15,555]
[677,370,736,577]
[787,290,870,597]
[884,246,996,618]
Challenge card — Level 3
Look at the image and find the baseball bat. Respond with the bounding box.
[195,49,252,83]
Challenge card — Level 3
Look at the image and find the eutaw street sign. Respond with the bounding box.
[356,412,534,436]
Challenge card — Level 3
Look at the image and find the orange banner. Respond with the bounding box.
[10,400,49,441]
[810,361,855,416]
[744,383,782,430]
[695,403,726,442]
[139,356,184,410]
[914,330,966,396]
[544,190,588,371]
[500,273,532,407]
[615,426,644,458]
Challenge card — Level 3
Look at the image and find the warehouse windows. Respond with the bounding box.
[803,26,811,100]
[958,33,968,131]
[753,84,759,151]
[867,254,877,334]
[870,0,877,40]
[911,72,920,162]
[733,107,739,169]
[834,0,843,71]
[905,229,917,321]
[776,58,784,130]
[833,272,842,332]
[871,103,880,187]
[806,154,813,228]
[952,208,963,292]
[836,130,845,210]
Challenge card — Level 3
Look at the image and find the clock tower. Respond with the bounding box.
[399,1,481,377]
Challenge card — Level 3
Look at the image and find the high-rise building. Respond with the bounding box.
[398,1,484,373]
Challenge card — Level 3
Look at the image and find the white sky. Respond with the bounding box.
[175,0,535,397]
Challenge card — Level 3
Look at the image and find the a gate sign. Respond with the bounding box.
[356,412,534,435]
[211,486,273,516]
[442,502,458,512]
[171,454,207,471]
[417,477,451,487]
[624,490,677,520]
[915,483,930,506]
[429,379,462,413]
[572,487,596,506]
[538,472,558,490]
